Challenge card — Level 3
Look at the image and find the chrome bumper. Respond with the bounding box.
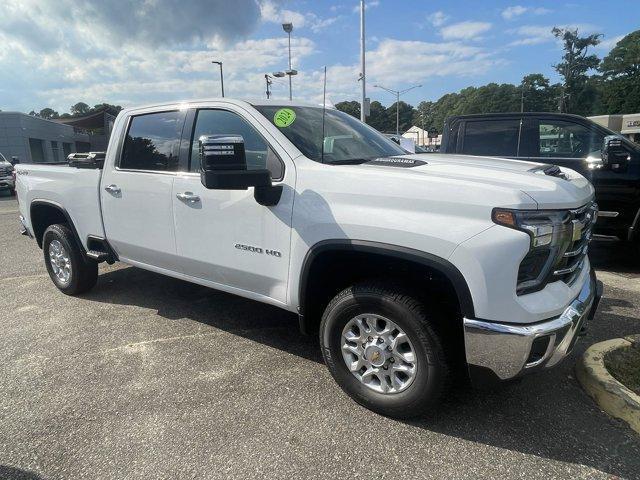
[463,271,601,383]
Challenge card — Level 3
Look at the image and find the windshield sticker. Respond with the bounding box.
[274,108,296,128]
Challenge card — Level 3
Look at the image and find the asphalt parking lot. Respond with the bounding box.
[1,193,639,480]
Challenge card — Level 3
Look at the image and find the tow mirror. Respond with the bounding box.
[199,135,282,206]
[601,135,630,171]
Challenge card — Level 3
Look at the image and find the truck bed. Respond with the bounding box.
[16,163,105,249]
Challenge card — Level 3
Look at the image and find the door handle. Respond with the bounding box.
[104,184,121,195]
[176,192,201,203]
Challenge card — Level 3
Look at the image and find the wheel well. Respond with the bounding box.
[30,203,71,248]
[300,248,465,333]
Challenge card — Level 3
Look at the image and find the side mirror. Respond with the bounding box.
[10,157,19,166]
[601,135,630,171]
[199,135,282,206]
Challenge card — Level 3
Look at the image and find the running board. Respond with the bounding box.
[591,234,621,242]
[86,250,110,262]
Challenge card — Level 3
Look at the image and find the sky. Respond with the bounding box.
[0,0,638,114]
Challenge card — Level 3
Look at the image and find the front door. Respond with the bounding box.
[101,110,186,271]
[172,106,294,304]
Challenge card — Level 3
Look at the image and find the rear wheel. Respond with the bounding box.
[320,282,450,419]
[43,224,98,295]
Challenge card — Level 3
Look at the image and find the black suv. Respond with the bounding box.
[441,112,640,246]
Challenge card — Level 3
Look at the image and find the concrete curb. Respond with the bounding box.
[576,336,640,435]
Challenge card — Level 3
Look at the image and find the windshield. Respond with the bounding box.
[253,105,406,163]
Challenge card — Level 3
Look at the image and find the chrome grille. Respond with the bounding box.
[0,166,11,176]
[551,202,597,284]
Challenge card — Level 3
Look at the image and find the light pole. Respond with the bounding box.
[282,23,297,100]
[373,84,422,137]
[359,0,366,122]
[211,60,224,97]
[265,74,273,99]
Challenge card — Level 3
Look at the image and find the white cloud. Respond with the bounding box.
[508,23,600,47]
[352,0,380,13]
[501,5,551,20]
[427,11,449,27]
[260,1,307,28]
[596,34,624,51]
[440,21,492,41]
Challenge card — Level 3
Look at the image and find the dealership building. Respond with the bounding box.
[0,110,115,164]
[588,113,640,143]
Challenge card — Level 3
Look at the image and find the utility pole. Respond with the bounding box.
[373,84,422,137]
[212,60,224,97]
[265,74,273,99]
[360,0,366,122]
[282,23,296,100]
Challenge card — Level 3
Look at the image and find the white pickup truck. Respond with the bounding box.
[16,99,602,418]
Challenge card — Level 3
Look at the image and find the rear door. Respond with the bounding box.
[457,117,523,158]
[101,109,186,271]
[171,105,294,304]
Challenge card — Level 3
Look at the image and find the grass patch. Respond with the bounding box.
[605,345,640,396]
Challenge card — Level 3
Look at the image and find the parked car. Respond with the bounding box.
[0,153,15,195]
[441,112,640,248]
[16,100,601,418]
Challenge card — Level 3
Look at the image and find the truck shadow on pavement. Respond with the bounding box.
[0,465,46,480]
[81,250,640,478]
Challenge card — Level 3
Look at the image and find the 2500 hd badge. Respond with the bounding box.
[234,243,282,258]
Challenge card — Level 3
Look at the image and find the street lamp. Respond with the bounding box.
[265,74,273,99]
[282,22,297,100]
[373,84,422,137]
[211,60,224,97]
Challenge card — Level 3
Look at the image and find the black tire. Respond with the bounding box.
[320,282,449,419]
[43,224,98,295]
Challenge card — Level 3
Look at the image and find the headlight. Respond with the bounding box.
[492,208,574,294]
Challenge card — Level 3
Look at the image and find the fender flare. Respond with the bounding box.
[298,239,475,327]
[30,200,86,253]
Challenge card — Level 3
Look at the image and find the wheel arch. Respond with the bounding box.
[30,200,85,252]
[297,239,475,335]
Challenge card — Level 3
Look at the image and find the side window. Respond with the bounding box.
[190,109,283,179]
[538,121,604,159]
[461,119,521,156]
[120,111,184,171]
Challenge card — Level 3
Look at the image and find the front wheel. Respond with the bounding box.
[43,224,98,295]
[320,282,449,419]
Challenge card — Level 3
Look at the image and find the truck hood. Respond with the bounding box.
[363,153,594,209]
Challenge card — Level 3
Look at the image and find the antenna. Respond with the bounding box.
[321,65,327,164]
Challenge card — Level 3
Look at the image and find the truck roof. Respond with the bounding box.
[445,112,592,122]
[119,98,330,116]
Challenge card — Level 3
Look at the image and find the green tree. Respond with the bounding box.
[91,103,123,116]
[70,102,91,116]
[520,74,560,112]
[367,101,390,132]
[552,27,602,115]
[599,30,640,113]
[334,100,360,119]
[39,108,59,119]
[385,101,414,134]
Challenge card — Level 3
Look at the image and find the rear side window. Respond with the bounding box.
[120,111,184,171]
[537,120,604,158]
[461,119,521,157]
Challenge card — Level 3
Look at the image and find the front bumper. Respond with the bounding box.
[463,270,602,384]
[0,176,14,189]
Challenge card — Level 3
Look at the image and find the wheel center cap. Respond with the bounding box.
[364,345,386,367]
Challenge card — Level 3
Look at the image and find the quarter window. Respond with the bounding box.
[537,121,604,158]
[461,119,521,157]
[190,109,283,179]
[120,111,184,171]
